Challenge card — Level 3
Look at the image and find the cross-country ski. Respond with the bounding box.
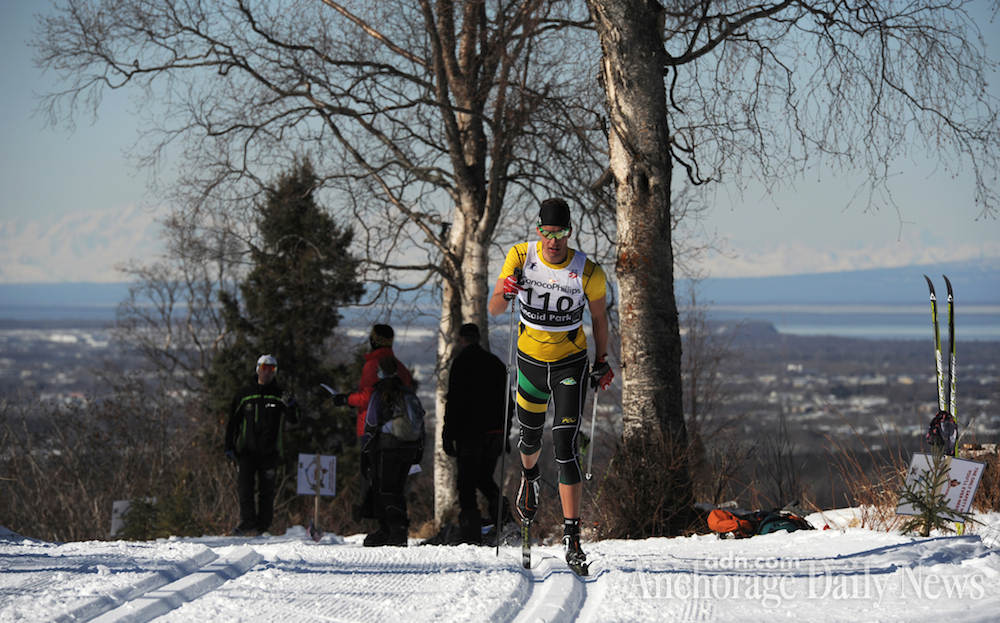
[923,275,959,455]
[521,519,532,570]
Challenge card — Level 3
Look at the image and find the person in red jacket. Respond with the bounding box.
[333,324,413,439]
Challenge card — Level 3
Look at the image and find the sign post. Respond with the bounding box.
[297,454,336,541]
[896,452,984,523]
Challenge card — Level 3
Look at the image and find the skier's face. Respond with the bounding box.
[537,225,571,264]
[257,363,276,385]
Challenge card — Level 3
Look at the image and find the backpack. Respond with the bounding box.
[708,509,758,538]
[384,390,425,443]
[756,512,814,535]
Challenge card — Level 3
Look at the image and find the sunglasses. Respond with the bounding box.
[536,224,571,240]
[259,364,277,371]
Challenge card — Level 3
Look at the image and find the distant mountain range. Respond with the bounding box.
[684,259,1000,305]
[2,260,997,321]
[0,205,164,284]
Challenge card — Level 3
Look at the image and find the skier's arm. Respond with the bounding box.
[585,262,609,360]
[589,295,609,361]
[489,277,511,316]
[489,245,526,316]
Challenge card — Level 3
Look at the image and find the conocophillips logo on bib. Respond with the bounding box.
[522,277,581,295]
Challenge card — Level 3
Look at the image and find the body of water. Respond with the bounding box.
[707,303,1000,341]
[3,303,996,341]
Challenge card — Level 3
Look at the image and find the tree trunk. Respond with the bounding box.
[586,0,688,451]
[432,194,493,527]
[433,279,461,526]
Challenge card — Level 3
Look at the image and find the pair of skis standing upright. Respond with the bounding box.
[924,275,959,456]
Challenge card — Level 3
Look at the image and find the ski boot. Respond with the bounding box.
[563,518,589,576]
[515,466,540,522]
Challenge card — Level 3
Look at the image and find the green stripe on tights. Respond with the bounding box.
[518,368,550,401]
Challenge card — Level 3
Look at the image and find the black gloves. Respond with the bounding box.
[590,356,613,391]
[332,393,350,407]
[281,391,296,407]
[443,438,457,457]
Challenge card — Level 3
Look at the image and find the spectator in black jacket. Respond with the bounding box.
[224,354,300,536]
[443,324,513,544]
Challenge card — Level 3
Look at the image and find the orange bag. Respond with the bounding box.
[708,509,756,538]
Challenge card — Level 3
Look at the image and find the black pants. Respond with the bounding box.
[456,433,503,519]
[371,447,421,534]
[237,453,279,532]
[516,351,588,485]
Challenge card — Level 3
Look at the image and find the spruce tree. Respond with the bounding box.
[897,449,976,537]
[207,159,364,456]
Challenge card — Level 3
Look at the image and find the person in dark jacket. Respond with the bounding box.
[443,323,513,544]
[361,357,424,547]
[224,354,300,536]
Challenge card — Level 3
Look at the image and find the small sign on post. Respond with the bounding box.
[297,454,336,497]
[896,453,985,523]
[298,454,335,542]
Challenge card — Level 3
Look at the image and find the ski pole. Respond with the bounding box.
[585,388,598,481]
[496,269,520,556]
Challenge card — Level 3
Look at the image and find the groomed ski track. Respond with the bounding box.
[1,529,598,623]
[7,521,1000,622]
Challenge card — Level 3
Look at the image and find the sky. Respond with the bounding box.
[0,3,164,220]
[4,510,1000,622]
[1,2,998,282]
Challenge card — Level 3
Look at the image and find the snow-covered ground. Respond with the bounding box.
[4,511,1000,623]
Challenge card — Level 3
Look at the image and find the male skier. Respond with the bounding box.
[488,198,614,570]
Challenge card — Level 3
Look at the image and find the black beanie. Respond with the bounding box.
[370,324,394,348]
[538,198,571,228]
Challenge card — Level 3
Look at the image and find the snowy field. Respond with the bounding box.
[4,511,1000,623]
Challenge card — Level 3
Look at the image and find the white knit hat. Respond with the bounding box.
[256,354,278,372]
